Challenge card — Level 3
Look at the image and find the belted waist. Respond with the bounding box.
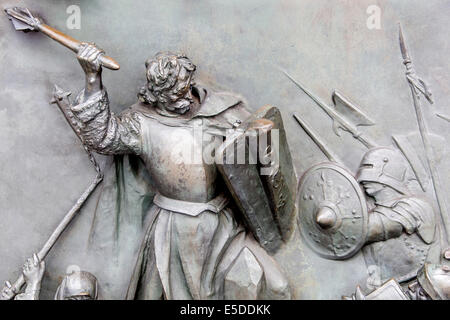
[153,193,229,216]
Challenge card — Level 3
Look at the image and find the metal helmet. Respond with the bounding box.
[356,147,411,195]
[54,271,98,300]
[417,264,450,300]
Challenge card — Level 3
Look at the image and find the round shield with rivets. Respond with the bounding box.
[297,162,368,260]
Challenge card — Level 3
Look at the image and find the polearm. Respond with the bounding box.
[4,7,119,70]
[4,86,104,296]
[399,24,450,249]
[2,7,117,296]
[293,113,342,163]
[283,70,377,149]
[436,113,450,123]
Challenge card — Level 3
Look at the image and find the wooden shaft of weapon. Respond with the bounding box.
[10,91,104,294]
[37,23,120,70]
[399,26,449,249]
[436,113,450,123]
[12,174,103,293]
[409,84,450,246]
[39,175,103,260]
[284,71,377,150]
[293,113,340,163]
[355,133,377,149]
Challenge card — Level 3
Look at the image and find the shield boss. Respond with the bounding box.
[297,162,368,260]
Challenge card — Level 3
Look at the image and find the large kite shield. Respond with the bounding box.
[216,105,297,254]
[297,162,368,260]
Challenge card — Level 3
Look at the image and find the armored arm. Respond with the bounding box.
[71,89,142,155]
[366,198,435,244]
[366,212,403,243]
[70,44,142,155]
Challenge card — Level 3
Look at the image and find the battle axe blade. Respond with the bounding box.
[283,70,377,149]
[332,90,375,127]
[4,6,120,70]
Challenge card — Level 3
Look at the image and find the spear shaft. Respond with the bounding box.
[399,25,450,248]
[7,87,103,295]
[436,113,450,123]
[293,113,341,163]
[284,71,377,149]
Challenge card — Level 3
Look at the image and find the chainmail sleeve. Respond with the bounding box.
[70,89,142,155]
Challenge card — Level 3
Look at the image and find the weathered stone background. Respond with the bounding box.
[0,0,449,299]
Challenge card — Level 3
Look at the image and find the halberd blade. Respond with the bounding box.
[332,90,375,127]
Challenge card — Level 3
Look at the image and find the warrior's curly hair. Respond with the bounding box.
[138,52,196,108]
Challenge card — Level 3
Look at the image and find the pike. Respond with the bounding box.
[2,7,110,297]
[293,113,342,163]
[4,7,119,70]
[436,113,450,123]
[399,24,450,248]
[2,86,104,297]
[283,71,376,149]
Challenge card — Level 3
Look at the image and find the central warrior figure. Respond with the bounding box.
[69,44,290,300]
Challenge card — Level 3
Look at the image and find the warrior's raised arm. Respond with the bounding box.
[3,6,139,155]
[77,43,105,99]
[70,44,142,155]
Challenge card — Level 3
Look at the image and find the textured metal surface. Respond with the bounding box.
[216,105,297,252]
[1,0,449,299]
[298,162,368,259]
[255,106,297,242]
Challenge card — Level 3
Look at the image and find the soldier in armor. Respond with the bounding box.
[54,271,98,300]
[69,44,290,300]
[406,263,450,300]
[345,262,449,300]
[356,146,438,284]
[1,254,98,300]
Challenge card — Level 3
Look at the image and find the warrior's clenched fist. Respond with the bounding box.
[77,43,105,76]
[0,280,16,300]
[22,253,45,286]
[77,43,105,96]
